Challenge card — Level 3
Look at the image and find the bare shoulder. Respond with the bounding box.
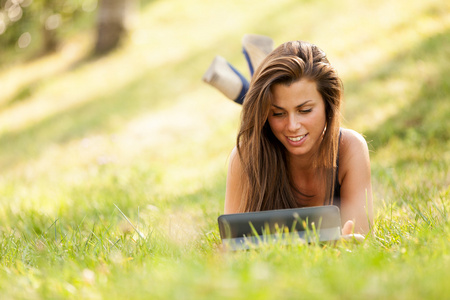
[228,146,242,171]
[340,128,368,151]
[338,128,371,181]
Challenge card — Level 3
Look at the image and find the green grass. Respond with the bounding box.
[0,0,449,298]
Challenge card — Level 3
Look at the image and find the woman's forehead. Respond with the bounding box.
[270,79,322,107]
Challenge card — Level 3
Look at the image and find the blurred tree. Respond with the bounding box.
[40,0,61,53]
[0,0,97,58]
[94,0,137,55]
[0,0,137,60]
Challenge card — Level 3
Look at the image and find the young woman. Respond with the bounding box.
[224,40,373,235]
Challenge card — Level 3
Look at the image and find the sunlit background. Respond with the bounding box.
[0,0,449,298]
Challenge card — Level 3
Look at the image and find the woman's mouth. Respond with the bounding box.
[287,134,307,142]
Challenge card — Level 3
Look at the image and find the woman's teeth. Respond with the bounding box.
[287,134,305,142]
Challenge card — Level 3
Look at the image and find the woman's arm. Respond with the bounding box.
[224,146,244,214]
[338,129,374,235]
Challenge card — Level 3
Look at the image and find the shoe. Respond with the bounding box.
[242,34,274,77]
[202,55,249,104]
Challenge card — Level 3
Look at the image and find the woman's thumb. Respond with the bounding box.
[342,220,354,235]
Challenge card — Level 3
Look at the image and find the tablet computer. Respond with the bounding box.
[217,206,341,250]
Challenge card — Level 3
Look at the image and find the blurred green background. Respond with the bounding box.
[0,0,449,299]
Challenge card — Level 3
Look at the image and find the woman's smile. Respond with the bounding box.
[287,134,306,141]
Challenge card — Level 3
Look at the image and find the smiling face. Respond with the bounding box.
[267,78,327,159]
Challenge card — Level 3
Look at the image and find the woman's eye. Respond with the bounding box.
[272,112,284,117]
[300,109,312,114]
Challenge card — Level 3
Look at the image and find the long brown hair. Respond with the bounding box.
[236,40,342,212]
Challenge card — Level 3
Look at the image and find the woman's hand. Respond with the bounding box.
[341,220,365,242]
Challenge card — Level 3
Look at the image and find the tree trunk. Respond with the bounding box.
[41,22,58,54]
[94,0,131,55]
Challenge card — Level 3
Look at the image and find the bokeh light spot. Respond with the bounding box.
[18,31,31,48]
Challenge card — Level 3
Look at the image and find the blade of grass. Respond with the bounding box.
[114,204,145,239]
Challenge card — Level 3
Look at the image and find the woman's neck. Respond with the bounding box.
[287,151,316,172]
[287,153,327,206]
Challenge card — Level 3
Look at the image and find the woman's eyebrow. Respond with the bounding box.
[271,100,312,110]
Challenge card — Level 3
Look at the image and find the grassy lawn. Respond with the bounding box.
[0,0,449,298]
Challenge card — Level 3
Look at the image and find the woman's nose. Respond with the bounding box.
[287,114,301,132]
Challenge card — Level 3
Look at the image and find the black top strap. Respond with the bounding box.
[332,129,342,207]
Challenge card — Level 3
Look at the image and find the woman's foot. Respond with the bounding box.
[242,34,274,76]
[202,55,249,104]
